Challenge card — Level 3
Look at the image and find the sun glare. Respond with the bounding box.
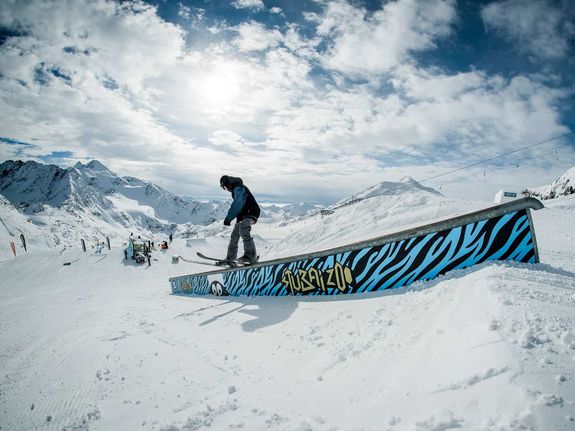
[198,67,241,111]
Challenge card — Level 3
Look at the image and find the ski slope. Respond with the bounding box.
[1,195,574,430]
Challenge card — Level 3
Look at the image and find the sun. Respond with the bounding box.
[197,66,241,110]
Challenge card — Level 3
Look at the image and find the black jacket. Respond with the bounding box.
[225,177,261,222]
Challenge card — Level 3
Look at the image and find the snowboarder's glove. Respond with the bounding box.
[224,218,231,226]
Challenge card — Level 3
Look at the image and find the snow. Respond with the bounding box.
[526,165,575,200]
[0,194,57,252]
[0,160,230,248]
[334,176,442,209]
[0,160,327,256]
[1,172,575,430]
[257,192,484,257]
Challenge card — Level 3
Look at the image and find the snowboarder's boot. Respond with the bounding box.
[237,255,258,265]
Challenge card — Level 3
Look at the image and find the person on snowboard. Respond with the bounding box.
[220,175,261,265]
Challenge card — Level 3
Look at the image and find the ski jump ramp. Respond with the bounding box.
[170,197,544,297]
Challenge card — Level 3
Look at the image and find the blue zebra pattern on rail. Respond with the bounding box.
[172,273,210,295]
[171,209,535,297]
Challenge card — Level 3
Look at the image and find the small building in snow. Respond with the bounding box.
[494,190,519,204]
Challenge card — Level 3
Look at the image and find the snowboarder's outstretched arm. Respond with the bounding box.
[225,186,247,222]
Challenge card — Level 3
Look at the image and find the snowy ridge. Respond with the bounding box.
[524,165,575,200]
[260,201,321,221]
[0,160,327,253]
[0,160,230,248]
[0,159,229,225]
[332,176,442,209]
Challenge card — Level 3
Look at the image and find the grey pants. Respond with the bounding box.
[226,218,257,261]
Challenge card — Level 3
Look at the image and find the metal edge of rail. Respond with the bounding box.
[525,206,541,263]
[169,197,544,282]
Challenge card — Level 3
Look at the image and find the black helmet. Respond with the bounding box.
[220,175,230,189]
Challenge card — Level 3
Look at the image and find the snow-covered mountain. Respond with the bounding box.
[333,176,442,209]
[261,201,322,220]
[523,165,575,200]
[0,160,229,245]
[0,159,329,251]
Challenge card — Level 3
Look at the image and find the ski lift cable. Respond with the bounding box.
[510,142,572,166]
[418,131,574,184]
[332,131,574,208]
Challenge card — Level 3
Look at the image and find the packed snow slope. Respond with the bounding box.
[0,194,55,251]
[1,193,575,430]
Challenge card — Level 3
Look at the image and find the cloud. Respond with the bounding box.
[309,0,457,77]
[263,62,569,172]
[231,0,265,12]
[178,4,191,19]
[0,0,572,202]
[149,44,313,138]
[232,22,282,52]
[0,0,184,92]
[481,0,575,61]
[0,0,187,167]
[386,67,569,157]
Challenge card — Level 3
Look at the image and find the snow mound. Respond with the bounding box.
[334,176,442,208]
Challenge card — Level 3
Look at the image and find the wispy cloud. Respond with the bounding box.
[232,22,282,52]
[481,0,575,62]
[309,0,457,77]
[0,0,185,168]
[231,0,265,12]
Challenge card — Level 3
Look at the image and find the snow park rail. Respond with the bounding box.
[169,197,544,297]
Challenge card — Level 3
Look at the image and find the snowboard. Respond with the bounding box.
[177,255,223,267]
[196,252,259,267]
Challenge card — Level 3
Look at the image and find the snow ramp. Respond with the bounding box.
[169,197,543,297]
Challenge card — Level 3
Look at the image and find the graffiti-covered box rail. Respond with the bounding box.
[170,198,544,297]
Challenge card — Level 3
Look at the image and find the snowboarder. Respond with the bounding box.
[220,175,261,265]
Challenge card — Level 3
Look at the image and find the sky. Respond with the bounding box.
[0,0,574,204]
